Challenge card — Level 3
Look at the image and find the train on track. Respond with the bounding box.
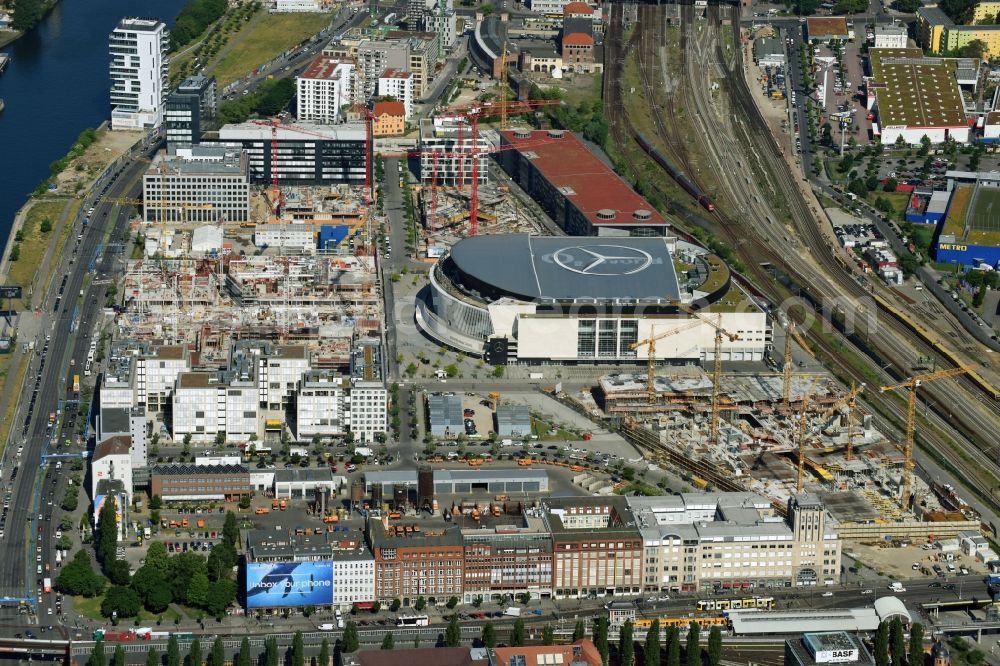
[633,615,728,630]
[633,131,716,212]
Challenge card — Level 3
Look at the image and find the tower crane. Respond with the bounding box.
[819,383,865,461]
[629,319,704,405]
[783,322,814,406]
[679,305,739,444]
[880,366,971,508]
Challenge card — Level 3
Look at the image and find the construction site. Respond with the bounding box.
[566,323,984,543]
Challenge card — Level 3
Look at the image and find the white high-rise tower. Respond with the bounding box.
[109,17,169,130]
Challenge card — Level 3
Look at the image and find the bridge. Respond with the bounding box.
[0,636,70,662]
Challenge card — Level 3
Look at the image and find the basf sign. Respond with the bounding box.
[245,562,334,608]
[815,649,859,663]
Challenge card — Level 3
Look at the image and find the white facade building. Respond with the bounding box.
[418,116,491,186]
[377,69,415,120]
[331,554,377,608]
[91,436,135,504]
[256,345,311,410]
[142,146,250,224]
[348,381,388,442]
[110,18,170,130]
[254,224,318,254]
[136,346,191,413]
[297,56,355,123]
[424,11,458,51]
[873,25,908,48]
[296,372,349,439]
[171,373,260,443]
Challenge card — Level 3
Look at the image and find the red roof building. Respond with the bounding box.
[562,32,594,46]
[491,641,603,666]
[562,1,594,15]
[497,129,668,234]
[372,101,406,137]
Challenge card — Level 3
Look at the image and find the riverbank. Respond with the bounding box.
[0,29,21,49]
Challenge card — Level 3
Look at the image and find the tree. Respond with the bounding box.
[620,620,635,666]
[382,632,395,649]
[238,637,252,666]
[9,245,18,262]
[205,578,237,616]
[686,621,701,666]
[10,0,45,31]
[890,618,906,666]
[90,640,106,666]
[101,585,142,619]
[573,619,586,642]
[167,637,181,666]
[106,559,131,586]
[211,638,225,666]
[447,595,459,609]
[594,617,610,666]
[223,510,239,547]
[910,624,925,666]
[874,621,890,666]
[848,178,870,199]
[265,638,279,666]
[186,572,211,607]
[512,618,526,647]
[188,639,202,666]
[891,0,921,10]
[415,595,427,611]
[342,621,360,653]
[97,494,119,567]
[958,39,988,59]
[446,614,462,647]
[147,646,160,666]
[645,620,662,666]
[918,135,932,157]
[207,542,237,581]
[291,631,304,666]
[114,645,126,666]
[319,639,330,666]
[667,627,682,666]
[542,625,555,646]
[482,622,496,648]
[390,598,402,612]
[56,550,105,597]
[707,626,722,666]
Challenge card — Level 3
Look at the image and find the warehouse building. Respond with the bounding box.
[150,463,252,500]
[932,171,1000,267]
[210,122,367,184]
[496,130,669,236]
[273,468,344,498]
[805,17,851,42]
[427,392,464,437]
[495,404,531,437]
[364,469,550,495]
[864,48,970,145]
[418,234,770,362]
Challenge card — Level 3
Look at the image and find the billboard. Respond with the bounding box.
[245,561,334,608]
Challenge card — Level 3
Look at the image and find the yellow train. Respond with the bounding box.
[633,616,728,630]
[696,596,775,612]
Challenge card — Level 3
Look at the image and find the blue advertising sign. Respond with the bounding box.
[245,561,334,608]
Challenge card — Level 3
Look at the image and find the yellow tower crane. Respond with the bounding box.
[783,322,814,406]
[630,319,704,404]
[819,383,865,461]
[679,306,740,443]
[880,366,970,508]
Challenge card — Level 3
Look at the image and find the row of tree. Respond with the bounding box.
[90,633,330,666]
[170,0,228,50]
[217,78,297,125]
[874,620,924,666]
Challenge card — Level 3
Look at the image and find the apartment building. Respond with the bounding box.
[91,435,135,504]
[254,344,311,410]
[296,371,350,439]
[348,340,388,442]
[171,371,259,443]
[165,74,217,148]
[543,497,644,599]
[136,345,191,413]
[372,101,406,137]
[368,520,465,600]
[142,145,250,224]
[627,492,842,593]
[418,117,490,186]
[377,69,414,119]
[297,56,356,123]
[357,40,410,98]
[387,32,439,97]
[461,508,553,603]
[424,10,458,51]
[150,463,252,500]
[109,18,169,129]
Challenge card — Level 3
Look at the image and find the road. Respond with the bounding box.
[0,141,156,629]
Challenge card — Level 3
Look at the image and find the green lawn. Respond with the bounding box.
[73,594,186,623]
[6,199,71,291]
[530,418,576,442]
[210,13,332,86]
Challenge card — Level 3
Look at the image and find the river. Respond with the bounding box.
[0,0,189,255]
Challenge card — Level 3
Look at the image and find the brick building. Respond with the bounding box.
[150,463,252,501]
[368,520,465,601]
[461,507,553,603]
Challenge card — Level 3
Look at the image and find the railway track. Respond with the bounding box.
[604,0,1000,511]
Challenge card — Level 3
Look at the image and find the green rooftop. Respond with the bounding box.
[869,48,967,129]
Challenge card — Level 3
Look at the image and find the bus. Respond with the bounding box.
[397,615,431,627]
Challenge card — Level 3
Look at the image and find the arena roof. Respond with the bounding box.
[499,130,668,228]
[869,48,967,129]
[448,234,681,302]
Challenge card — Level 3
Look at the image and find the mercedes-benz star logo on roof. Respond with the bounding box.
[552,245,653,276]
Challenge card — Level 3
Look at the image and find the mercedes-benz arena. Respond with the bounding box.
[416,234,771,364]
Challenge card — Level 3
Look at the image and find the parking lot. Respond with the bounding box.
[846,542,988,581]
